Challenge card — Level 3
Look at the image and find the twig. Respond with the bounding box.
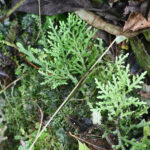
[35,0,42,42]
[70,98,85,101]
[0,0,26,22]
[0,74,26,94]
[28,105,43,150]
[96,125,115,150]
[75,9,150,37]
[105,134,115,150]
[28,37,117,149]
[69,132,106,150]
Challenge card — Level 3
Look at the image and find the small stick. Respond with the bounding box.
[0,74,26,94]
[75,9,150,37]
[28,105,43,150]
[0,0,26,22]
[69,132,107,150]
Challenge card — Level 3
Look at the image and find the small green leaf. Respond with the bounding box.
[143,126,150,138]
[116,36,127,44]
[78,141,90,150]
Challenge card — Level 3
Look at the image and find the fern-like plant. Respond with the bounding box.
[89,54,150,150]
[17,13,104,89]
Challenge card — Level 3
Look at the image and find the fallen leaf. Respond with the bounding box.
[12,0,92,16]
[123,12,150,32]
[139,91,150,98]
[139,83,150,99]
[116,35,127,44]
[124,1,140,15]
[142,83,150,93]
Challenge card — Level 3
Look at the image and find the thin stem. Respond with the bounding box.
[0,74,26,94]
[0,0,26,22]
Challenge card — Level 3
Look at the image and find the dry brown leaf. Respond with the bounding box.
[139,91,150,98]
[123,12,150,32]
[139,83,150,98]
